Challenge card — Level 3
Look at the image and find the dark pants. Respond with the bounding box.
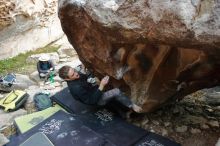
[97,88,133,108]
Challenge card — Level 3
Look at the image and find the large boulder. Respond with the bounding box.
[55,35,77,57]
[0,0,64,60]
[14,74,37,89]
[58,0,220,112]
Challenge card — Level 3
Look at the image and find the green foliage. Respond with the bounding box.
[0,45,60,74]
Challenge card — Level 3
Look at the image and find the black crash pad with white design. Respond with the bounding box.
[134,132,181,146]
[6,110,115,146]
[76,109,148,146]
[49,88,181,146]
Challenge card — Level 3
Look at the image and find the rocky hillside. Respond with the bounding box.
[0,0,64,59]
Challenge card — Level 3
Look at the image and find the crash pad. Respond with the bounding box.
[134,132,181,146]
[19,132,54,146]
[51,87,99,114]
[50,88,181,146]
[7,109,181,146]
[6,110,114,146]
[76,108,148,146]
[14,105,65,134]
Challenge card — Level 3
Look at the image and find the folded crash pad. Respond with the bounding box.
[6,110,114,146]
[51,87,99,114]
[19,132,54,146]
[14,105,64,134]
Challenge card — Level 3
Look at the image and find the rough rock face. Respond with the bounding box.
[0,0,64,59]
[58,0,220,112]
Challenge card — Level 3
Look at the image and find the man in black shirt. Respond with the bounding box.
[58,65,142,113]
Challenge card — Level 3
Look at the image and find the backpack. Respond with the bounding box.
[0,90,28,112]
[0,73,16,87]
[34,92,52,111]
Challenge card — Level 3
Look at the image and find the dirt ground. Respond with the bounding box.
[179,131,219,146]
[129,89,220,146]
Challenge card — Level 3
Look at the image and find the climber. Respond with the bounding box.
[37,54,55,78]
[58,65,142,113]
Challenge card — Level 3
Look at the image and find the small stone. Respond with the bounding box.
[45,81,50,85]
[25,102,37,113]
[53,82,61,87]
[216,138,220,146]
[150,129,155,133]
[0,133,9,146]
[164,122,171,127]
[206,93,220,106]
[62,82,68,88]
[134,123,141,127]
[175,125,188,133]
[0,94,4,99]
[143,124,149,129]
[206,108,214,112]
[152,120,160,125]
[190,128,201,134]
[59,54,67,58]
[49,86,63,96]
[200,124,209,130]
[207,120,219,128]
[173,107,180,114]
[162,129,168,136]
[156,110,163,116]
[0,94,8,100]
[141,118,149,126]
[60,58,68,62]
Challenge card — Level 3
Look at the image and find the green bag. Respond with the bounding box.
[34,92,52,111]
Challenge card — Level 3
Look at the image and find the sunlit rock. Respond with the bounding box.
[0,0,64,59]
